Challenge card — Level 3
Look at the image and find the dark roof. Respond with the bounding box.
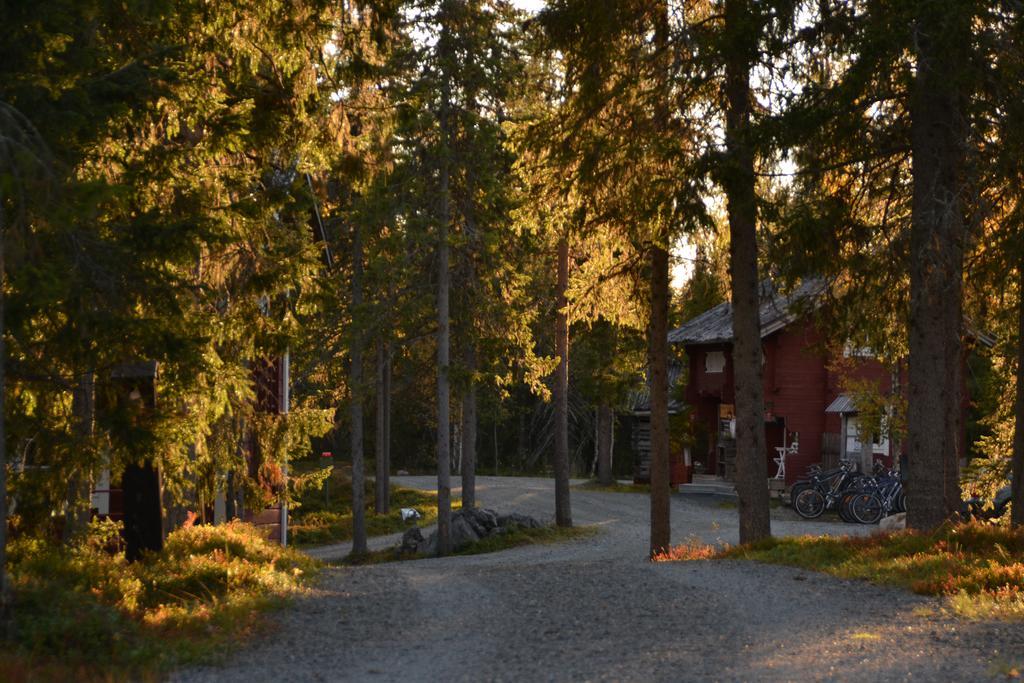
[825,394,857,414]
[669,278,997,349]
[630,362,684,414]
[669,279,823,346]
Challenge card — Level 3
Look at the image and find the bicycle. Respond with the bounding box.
[793,460,862,519]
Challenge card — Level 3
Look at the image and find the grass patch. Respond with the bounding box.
[656,523,1024,620]
[653,536,722,561]
[573,480,649,494]
[289,465,459,547]
[850,632,882,641]
[334,524,599,566]
[1,520,317,681]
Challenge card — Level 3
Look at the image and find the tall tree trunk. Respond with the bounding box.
[0,210,7,609]
[517,408,527,463]
[859,422,874,474]
[350,224,368,555]
[461,343,477,509]
[436,184,452,555]
[647,0,672,557]
[648,246,671,555]
[724,0,771,544]
[65,372,95,542]
[375,341,391,514]
[383,346,391,491]
[460,84,481,511]
[947,345,966,514]
[906,3,970,530]
[597,404,615,486]
[226,469,237,521]
[1011,265,1024,527]
[452,403,462,473]
[435,72,453,556]
[553,236,573,527]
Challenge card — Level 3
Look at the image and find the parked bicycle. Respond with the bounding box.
[840,465,904,524]
[791,459,863,519]
[791,460,905,524]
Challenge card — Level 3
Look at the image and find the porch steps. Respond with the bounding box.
[678,475,738,498]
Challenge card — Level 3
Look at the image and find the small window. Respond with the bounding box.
[843,343,874,358]
[705,351,726,374]
[845,416,890,454]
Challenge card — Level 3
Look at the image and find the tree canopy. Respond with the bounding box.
[1,0,1023,591]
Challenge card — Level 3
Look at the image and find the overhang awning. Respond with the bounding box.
[825,394,857,414]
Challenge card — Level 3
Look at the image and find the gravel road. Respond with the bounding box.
[173,476,1024,682]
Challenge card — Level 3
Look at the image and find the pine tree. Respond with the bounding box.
[538,0,714,555]
[0,0,343,556]
[771,0,988,529]
[717,0,777,543]
[0,100,55,607]
[349,221,369,555]
[553,236,573,525]
[905,0,975,528]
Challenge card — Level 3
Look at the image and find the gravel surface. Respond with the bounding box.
[173,476,1024,682]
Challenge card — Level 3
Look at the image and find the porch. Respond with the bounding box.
[678,473,738,498]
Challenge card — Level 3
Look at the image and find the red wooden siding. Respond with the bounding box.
[680,320,906,484]
[764,322,829,481]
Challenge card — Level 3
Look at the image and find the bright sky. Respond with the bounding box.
[512,0,545,12]
[671,237,698,291]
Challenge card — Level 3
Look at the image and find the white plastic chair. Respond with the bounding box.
[773,439,799,480]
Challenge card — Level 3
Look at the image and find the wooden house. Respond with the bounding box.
[629,364,689,486]
[633,280,986,486]
[90,353,292,548]
[244,353,291,544]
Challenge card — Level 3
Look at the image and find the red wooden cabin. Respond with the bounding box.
[637,280,985,486]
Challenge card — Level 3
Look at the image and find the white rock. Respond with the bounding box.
[879,512,906,531]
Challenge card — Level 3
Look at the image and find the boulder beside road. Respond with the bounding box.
[879,512,906,531]
[402,507,543,556]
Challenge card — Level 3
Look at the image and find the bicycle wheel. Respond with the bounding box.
[788,482,810,508]
[794,488,826,519]
[839,492,858,523]
[850,492,884,524]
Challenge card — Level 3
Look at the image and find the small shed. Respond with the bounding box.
[629,364,690,486]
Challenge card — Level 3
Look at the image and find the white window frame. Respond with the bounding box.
[843,342,874,359]
[705,351,726,374]
[844,416,889,454]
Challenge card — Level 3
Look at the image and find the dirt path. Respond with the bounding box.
[174,477,1024,682]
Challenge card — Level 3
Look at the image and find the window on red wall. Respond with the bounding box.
[843,342,874,359]
[705,351,725,374]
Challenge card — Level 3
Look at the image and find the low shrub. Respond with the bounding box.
[1,519,317,681]
[652,536,722,561]
[657,522,1024,620]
